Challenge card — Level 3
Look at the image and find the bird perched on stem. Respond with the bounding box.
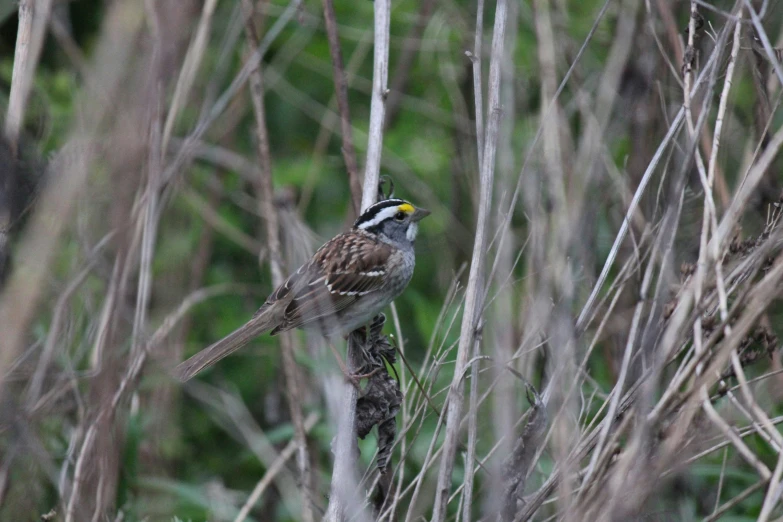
[174,198,430,381]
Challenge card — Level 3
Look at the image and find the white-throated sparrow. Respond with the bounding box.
[173,198,430,381]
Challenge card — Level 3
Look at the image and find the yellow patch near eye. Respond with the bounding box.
[398,203,415,214]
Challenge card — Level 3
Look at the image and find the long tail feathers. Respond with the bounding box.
[173,314,275,382]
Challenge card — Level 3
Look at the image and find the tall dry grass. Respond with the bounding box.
[1,0,782,521]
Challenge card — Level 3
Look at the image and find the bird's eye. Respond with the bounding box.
[394,211,406,221]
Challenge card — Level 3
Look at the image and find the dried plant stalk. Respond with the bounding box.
[432,0,508,518]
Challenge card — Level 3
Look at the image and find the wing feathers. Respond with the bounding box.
[174,230,394,378]
[272,231,392,332]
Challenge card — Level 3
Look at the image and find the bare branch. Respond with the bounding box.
[321,0,362,214]
[242,2,314,519]
[6,0,55,151]
[327,0,390,519]
[234,413,320,522]
[432,0,508,518]
[361,0,391,211]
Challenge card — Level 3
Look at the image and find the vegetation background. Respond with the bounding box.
[0,0,782,520]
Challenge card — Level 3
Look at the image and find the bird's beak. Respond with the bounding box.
[411,207,431,222]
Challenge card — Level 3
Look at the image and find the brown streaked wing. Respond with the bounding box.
[271,231,391,333]
[255,261,308,316]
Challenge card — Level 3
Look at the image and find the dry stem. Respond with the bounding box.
[431,0,507,518]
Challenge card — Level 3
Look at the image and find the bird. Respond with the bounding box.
[173,198,430,381]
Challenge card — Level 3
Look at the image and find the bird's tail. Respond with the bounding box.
[173,312,276,382]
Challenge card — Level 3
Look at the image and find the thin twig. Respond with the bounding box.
[384,0,437,128]
[361,2,391,210]
[161,0,219,155]
[469,0,485,171]
[461,1,485,517]
[744,0,783,87]
[182,187,266,255]
[6,0,55,152]
[233,413,320,522]
[242,3,314,519]
[758,435,783,521]
[321,0,362,213]
[703,479,770,522]
[431,0,507,518]
[326,0,390,518]
[576,40,726,330]
[166,0,302,180]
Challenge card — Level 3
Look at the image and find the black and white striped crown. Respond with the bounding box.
[353,199,412,230]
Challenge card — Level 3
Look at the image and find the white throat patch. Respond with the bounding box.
[406,222,418,241]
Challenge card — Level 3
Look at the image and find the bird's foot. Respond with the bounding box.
[344,367,382,393]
